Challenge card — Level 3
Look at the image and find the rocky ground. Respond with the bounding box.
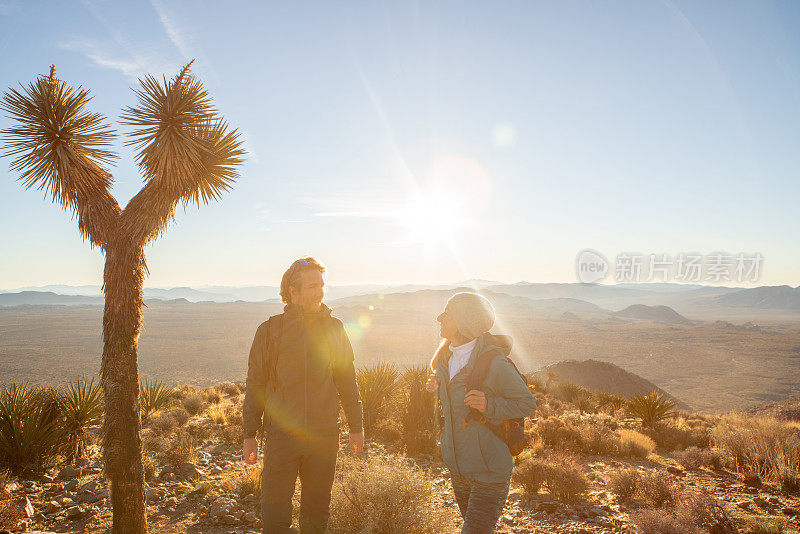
[3,395,800,533]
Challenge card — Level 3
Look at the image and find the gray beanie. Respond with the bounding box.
[446,292,496,340]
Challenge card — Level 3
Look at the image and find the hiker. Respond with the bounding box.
[242,257,364,534]
[426,292,537,534]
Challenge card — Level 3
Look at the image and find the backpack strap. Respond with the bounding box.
[264,314,284,391]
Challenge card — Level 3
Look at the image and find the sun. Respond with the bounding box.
[396,191,467,246]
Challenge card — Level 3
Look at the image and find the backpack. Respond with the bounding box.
[461,346,530,456]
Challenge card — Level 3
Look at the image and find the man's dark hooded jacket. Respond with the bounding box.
[242,303,363,439]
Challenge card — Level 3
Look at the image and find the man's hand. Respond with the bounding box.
[425,375,441,393]
[349,432,365,455]
[243,437,259,464]
[464,390,487,413]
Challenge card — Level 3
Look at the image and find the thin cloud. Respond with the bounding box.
[149,0,191,59]
[58,39,175,81]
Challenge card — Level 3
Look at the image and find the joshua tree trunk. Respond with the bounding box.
[1,64,243,534]
[101,245,147,533]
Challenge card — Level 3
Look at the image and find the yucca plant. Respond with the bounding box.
[627,391,676,429]
[0,382,67,471]
[1,63,243,533]
[400,365,438,455]
[572,390,597,415]
[357,362,399,434]
[139,378,173,422]
[597,391,627,413]
[61,377,104,460]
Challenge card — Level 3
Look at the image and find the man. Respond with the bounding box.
[242,257,364,534]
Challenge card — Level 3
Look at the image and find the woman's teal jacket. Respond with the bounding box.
[434,333,537,484]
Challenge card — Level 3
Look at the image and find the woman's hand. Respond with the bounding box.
[464,390,487,412]
[425,375,441,393]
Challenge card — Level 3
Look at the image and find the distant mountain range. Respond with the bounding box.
[1,282,799,318]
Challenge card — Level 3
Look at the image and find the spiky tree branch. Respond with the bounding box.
[0,66,121,250]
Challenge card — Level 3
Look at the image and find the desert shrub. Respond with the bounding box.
[779,468,800,493]
[0,382,67,471]
[224,405,243,426]
[216,381,240,396]
[619,429,656,458]
[609,468,679,508]
[357,362,399,434]
[399,366,438,455]
[222,465,261,498]
[609,469,640,506]
[148,412,179,435]
[163,429,197,467]
[748,516,796,534]
[642,423,710,452]
[545,455,589,502]
[712,415,800,489]
[513,454,549,495]
[172,385,197,400]
[679,491,738,534]
[61,377,104,460]
[329,455,454,533]
[235,382,246,394]
[139,379,174,422]
[220,424,242,445]
[637,471,678,508]
[166,406,190,426]
[142,452,158,481]
[182,393,208,416]
[208,405,226,425]
[143,434,170,456]
[576,422,620,456]
[674,446,722,470]
[627,391,676,429]
[534,417,584,451]
[629,508,702,534]
[534,416,624,456]
[200,388,222,405]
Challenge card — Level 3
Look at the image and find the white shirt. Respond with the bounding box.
[449,338,478,380]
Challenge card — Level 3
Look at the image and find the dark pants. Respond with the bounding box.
[451,474,511,534]
[260,431,339,534]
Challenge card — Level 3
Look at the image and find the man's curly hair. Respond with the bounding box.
[280,256,326,304]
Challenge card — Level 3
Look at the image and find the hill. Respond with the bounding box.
[613,304,691,324]
[715,285,800,311]
[531,359,690,410]
[746,394,800,422]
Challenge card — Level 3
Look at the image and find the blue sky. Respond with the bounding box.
[1,0,798,288]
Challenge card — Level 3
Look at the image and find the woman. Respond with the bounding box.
[426,292,536,534]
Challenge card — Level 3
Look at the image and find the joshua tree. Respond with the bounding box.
[0,63,244,533]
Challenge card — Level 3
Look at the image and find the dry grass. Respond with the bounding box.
[609,468,680,508]
[329,455,455,533]
[712,414,800,489]
[216,381,240,396]
[513,452,588,502]
[162,430,197,467]
[220,423,242,445]
[200,388,222,405]
[630,508,703,534]
[673,446,722,470]
[208,405,226,425]
[222,465,261,498]
[181,393,208,416]
[619,429,656,458]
